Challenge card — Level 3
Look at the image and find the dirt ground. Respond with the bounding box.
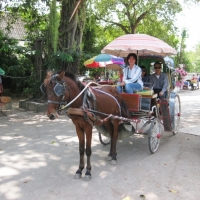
[0,89,200,200]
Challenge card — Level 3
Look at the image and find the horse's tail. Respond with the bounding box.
[121,100,130,118]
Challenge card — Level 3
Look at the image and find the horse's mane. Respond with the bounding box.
[63,71,85,91]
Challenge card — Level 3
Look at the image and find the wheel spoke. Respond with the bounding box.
[148,118,161,153]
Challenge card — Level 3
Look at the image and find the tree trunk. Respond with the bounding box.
[33,38,45,82]
[59,0,86,73]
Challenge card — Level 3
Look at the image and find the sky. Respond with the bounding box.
[175,2,200,51]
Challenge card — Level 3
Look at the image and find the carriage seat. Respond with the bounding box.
[121,93,141,112]
[121,91,157,112]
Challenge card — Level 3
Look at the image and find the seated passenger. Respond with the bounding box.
[150,62,168,99]
[116,53,143,94]
[191,74,197,81]
[140,66,150,89]
[191,74,197,90]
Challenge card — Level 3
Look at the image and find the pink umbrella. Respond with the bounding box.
[101,34,177,57]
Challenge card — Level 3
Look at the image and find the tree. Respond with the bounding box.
[57,0,86,73]
[177,29,187,65]
[93,0,182,36]
[0,30,34,93]
[187,44,200,72]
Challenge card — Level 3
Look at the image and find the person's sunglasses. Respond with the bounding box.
[155,67,161,69]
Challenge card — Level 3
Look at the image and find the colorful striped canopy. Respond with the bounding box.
[84,54,124,68]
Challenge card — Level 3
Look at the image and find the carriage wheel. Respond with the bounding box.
[172,95,181,135]
[98,132,111,145]
[148,118,161,154]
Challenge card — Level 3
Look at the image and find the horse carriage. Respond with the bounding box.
[41,34,180,180]
[96,55,181,154]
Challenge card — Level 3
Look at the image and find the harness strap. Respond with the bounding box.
[82,88,89,121]
[83,88,89,108]
[67,108,101,127]
[89,87,97,110]
[48,100,68,105]
[81,87,98,123]
[95,89,121,116]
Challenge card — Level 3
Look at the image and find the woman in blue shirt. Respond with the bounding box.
[116,53,143,94]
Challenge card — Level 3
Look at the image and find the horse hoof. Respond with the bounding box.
[111,160,117,165]
[107,156,112,161]
[74,173,81,179]
[83,175,91,181]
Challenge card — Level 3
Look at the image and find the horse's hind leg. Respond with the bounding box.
[104,120,119,164]
[111,120,119,165]
[74,126,85,179]
[104,121,113,161]
[83,125,93,181]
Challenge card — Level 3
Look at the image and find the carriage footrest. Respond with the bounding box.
[160,99,172,132]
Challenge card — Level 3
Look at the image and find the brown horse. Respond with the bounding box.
[42,71,129,181]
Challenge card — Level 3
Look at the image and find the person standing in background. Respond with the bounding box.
[197,73,200,89]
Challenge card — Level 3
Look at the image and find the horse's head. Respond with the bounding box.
[41,71,69,120]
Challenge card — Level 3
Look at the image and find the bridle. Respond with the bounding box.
[40,74,69,107]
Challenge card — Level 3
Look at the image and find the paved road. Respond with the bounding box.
[0,89,200,200]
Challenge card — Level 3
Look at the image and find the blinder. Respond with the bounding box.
[40,82,66,97]
[54,83,65,96]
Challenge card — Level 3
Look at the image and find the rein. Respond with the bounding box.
[48,100,68,105]
[59,81,98,110]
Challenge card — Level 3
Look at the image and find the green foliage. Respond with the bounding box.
[0,30,33,93]
[1,0,199,96]
[54,51,73,62]
[47,0,60,53]
[22,74,41,98]
[47,51,73,70]
[187,44,200,72]
[92,0,182,35]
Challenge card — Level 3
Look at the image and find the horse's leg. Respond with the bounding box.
[74,125,85,179]
[110,120,119,165]
[83,124,93,181]
[103,121,114,161]
[104,120,119,164]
